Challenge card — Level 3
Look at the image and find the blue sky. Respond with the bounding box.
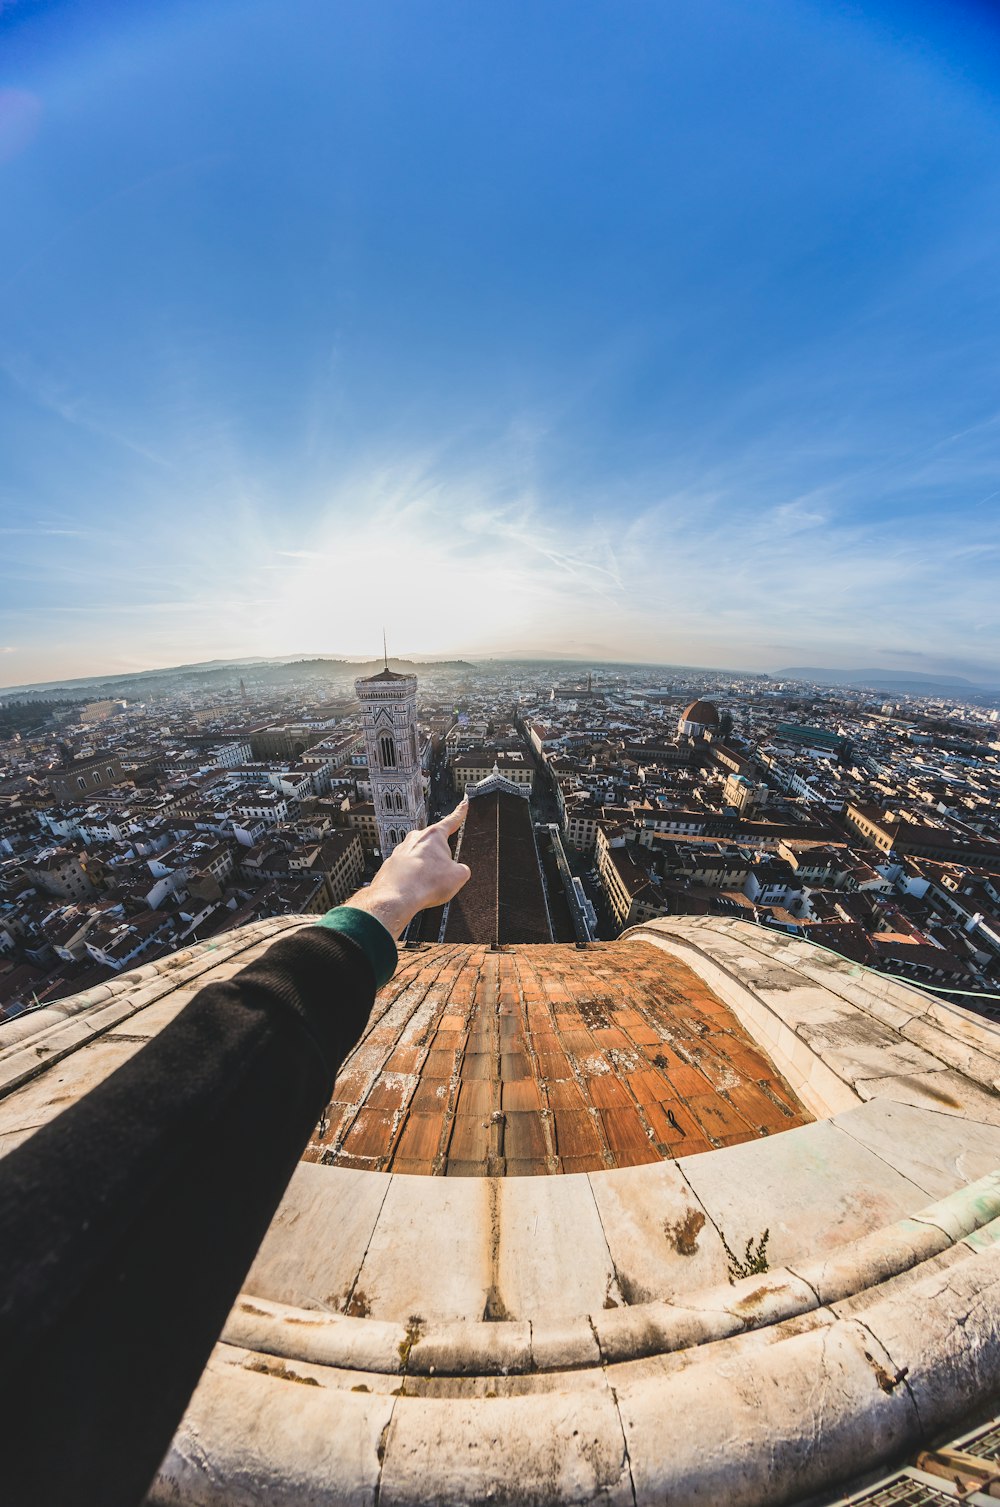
[2,0,1000,687]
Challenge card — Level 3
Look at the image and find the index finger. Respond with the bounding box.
[433,799,469,838]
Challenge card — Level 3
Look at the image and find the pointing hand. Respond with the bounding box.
[344,801,471,939]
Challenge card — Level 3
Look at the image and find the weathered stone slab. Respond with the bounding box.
[151,1351,395,1506]
[830,1098,1000,1198]
[497,1173,623,1319]
[348,1173,492,1322]
[587,1158,727,1301]
[680,1117,929,1271]
[104,988,201,1039]
[843,1240,1000,1441]
[245,1162,392,1312]
[377,1388,634,1507]
[0,1035,148,1136]
[856,1068,1000,1125]
[615,1315,918,1507]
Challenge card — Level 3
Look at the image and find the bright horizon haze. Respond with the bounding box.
[2,0,1000,686]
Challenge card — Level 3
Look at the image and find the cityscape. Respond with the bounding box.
[4,653,1000,1019]
[5,1,1000,1502]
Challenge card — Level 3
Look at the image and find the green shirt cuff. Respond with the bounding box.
[315,906,398,989]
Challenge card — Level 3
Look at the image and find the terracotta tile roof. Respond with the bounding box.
[442,791,552,945]
[306,940,811,1175]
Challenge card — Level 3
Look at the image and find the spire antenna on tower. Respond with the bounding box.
[383,628,388,671]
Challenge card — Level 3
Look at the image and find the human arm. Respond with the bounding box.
[0,804,470,1507]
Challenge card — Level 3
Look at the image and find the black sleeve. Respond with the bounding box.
[0,924,377,1507]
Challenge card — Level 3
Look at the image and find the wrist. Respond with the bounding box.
[343,887,413,941]
[316,904,398,988]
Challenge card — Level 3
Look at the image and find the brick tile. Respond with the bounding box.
[545,1078,588,1111]
[448,1115,491,1164]
[648,1100,700,1143]
[621,1023,662,1045]
[313,1102,352,1143]
[687,1092,753,1142]
[409,1078,450,1112]
[600,1107,660,1167]
[760,1077,806,1115]
[624,1069,672,1106]
[725,1079,801,1131]
[432,1030,466,1050]
[363,1078,408,1112]
[461,1053,495,1080]
[341,1108,399,1161]
[394,1112,446,1162]
[502,1077,543,1112]
[673,1136,714,1159]
[664,1062,712,1098]
[422,1048,459,1077]
[585,1074,633,1110]
[330,1153,380,1171]
[559,1029,596,1055]
[560,1153,608,1174]
[331,1064,371,1099]
[530,1031,564,1054]
[553,1108,605,1161]
[503,1111,549,1163]
[456,1079,497,1117]
[308,939,809,1176]
[384,1047,422,1074]
[589,1027,631,1051]
[535,1047,573,1079]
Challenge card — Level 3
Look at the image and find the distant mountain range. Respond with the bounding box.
[776,667,1000,697]
[6,654,997,703]
[0,656,476,700]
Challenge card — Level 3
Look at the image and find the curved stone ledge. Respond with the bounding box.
[222,1173,1000,1379]
[5,916,1000,1504]
[623,917,1000,1122]
[0,916,308,1092]
[152,1237,1000,1507]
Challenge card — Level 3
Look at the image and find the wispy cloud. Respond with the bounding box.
[0,351,174,468]
[0,526,88,537]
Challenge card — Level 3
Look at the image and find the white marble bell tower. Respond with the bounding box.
[355,662,427,855]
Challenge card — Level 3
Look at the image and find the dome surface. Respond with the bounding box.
[308,940,809,1175]
[4,916,1000,1505]
[679,698,720,726]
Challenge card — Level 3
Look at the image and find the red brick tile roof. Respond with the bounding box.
[306,940,811,1175]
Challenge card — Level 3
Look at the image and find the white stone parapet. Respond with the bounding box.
[2,917,1000,1504]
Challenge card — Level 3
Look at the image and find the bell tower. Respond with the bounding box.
[355,657,427,856]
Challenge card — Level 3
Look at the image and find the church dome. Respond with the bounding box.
[679,698,720,728]
[4,916,1000,1504]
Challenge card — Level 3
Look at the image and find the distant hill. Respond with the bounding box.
[0,656,477,699]
[776,667,998,696]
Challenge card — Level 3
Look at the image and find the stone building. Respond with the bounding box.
[451,749,534,796]
[22,845,95,901]
[47,753,125,802]
[676,698,720,740]
[355,667,427,855]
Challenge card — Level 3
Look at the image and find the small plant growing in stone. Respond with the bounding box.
[720,1228,770,1284]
